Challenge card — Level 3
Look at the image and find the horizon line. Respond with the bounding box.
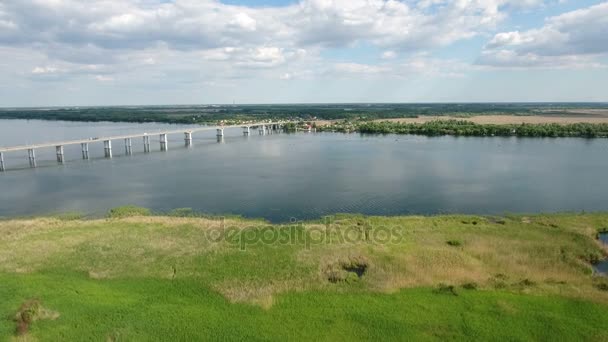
[1,101,608,110]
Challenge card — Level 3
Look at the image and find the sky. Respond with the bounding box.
[0,0,607,106]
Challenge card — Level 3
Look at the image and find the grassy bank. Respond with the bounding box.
[2,211,608,340]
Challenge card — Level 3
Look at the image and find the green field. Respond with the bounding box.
[2,210,608,340]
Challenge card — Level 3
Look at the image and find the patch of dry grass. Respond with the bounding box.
[1,213,608,305]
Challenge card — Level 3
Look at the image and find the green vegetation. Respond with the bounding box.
[1,103,607,124]
[2,211,608,340]
[446,239,462,247]
[107,205,151,218]
[321,119,608,138]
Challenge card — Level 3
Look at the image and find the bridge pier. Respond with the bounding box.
[143,135,150,153]
[28,148,36,168]
[259,125,266,135]
[81,143,89,159]
[184,132,192,147]
[243,126,250,136]
[160,134,168,151]
[103,140,112,158]
[217,128,224,137]
[124,138,132,155]
[56,145,64,163]
[0,152,4,172]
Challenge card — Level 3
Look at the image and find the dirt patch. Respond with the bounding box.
[486,217,507,225]
[12,299,59,336]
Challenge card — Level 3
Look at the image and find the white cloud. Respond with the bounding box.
[333,62,389,74]
[201,46,292,68]
[327,56,470,78]
[477,49,606,69]
[6,0,602,105]
[0,0,525,59]
[478,2,608,68]
[31,66,59,74]
[382,50,397,59]
[230,12,257,31]
[94,75,114,82]
[0,0,541,84]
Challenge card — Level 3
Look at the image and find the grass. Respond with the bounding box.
[1,210,608,340]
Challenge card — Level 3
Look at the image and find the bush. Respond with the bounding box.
[434,283,458,296]
[14,299,40,335]
[595,279,608,291]
[519,279,536,287]
[462,282,478,290]
[107,206,151,218]
[447,240,462,247]
[168,208,199,217]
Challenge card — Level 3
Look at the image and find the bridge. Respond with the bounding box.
[0,122,287,171]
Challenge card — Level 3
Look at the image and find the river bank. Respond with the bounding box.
[2,209,608,340]
[316,119,608,137]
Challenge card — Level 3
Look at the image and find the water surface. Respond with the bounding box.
[1,119,608,222]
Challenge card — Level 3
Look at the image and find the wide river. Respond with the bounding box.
[1,119,607,222]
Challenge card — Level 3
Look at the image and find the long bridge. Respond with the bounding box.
[0,122,287,172]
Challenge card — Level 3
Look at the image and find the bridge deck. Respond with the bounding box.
[0,122,283,153]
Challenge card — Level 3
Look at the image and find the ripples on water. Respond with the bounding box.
[1,120,608,222]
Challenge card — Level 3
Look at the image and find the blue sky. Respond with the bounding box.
[0,0,606,106]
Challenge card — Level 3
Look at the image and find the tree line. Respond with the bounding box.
[320,120,608,138]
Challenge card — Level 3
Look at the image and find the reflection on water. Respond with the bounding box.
[1,119,608,222]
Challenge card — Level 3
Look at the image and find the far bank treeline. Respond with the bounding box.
[1,103,607,124]
[319,120,608,138]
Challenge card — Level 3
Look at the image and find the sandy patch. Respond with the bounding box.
[315,114,608,126]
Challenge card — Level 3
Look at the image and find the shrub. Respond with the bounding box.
[447,240,462,247]
[107,206,151,218]
[12,299,58,336]
[462,282,478,290]
[168,208,199,217]
[434,283,458,296]
[519,279,536,287]
[585,251,603,264]
[324,255,369,283]
[595,279,608,291]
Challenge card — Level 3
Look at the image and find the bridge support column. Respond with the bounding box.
[124,138,132,155]
[259,125,266,135]
[103,140,112,158]
[0,152,4,172]
[81,143,89,159]
[160,134,168,151]
[143,135,150,153]
[184,132,192,147]
[243,126,250,136]
[216,128,224,137]
[56,145,64,163]
[28,148,36,168]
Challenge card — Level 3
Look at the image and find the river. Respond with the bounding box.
[1,119,607,222]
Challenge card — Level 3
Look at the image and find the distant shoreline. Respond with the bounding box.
[2,103,608,126]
